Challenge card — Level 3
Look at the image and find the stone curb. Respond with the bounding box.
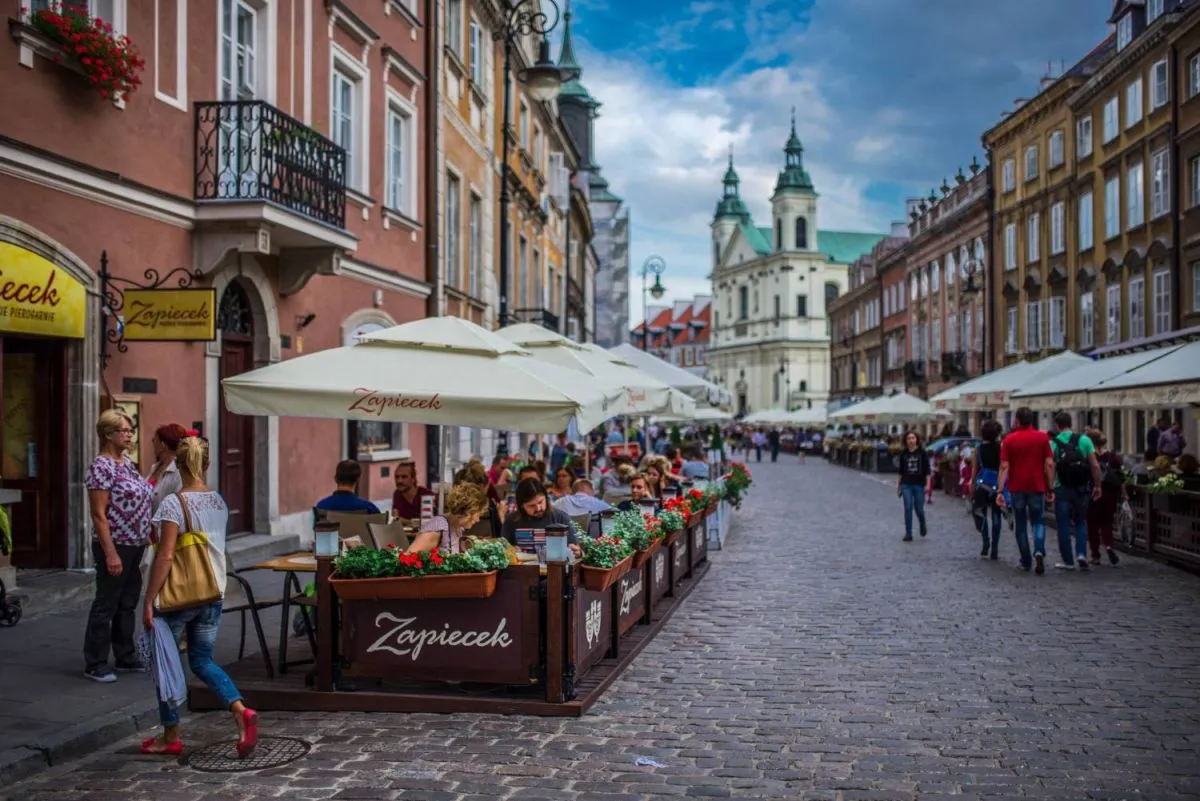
[0,699,165,790]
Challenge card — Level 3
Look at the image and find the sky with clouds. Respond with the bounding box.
[558,0,1112,326]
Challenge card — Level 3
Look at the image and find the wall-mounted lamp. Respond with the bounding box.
[296,313,317,329]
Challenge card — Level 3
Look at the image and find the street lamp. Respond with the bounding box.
[640,255,667,352]
[496,1,576,328]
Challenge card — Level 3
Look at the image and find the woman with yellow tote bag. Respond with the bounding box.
[140,437,259,758]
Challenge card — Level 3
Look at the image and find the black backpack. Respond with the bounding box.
[1055,433,1091,487]
[1099,453,1124,488]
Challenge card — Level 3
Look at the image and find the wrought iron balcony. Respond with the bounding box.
[940,350,968,381]
[194,100,347,229]
[511,307,560,332]
[904,360,926,384]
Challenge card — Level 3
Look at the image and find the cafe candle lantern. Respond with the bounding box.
[544,523,570,563]
[314,521,340,558]
[663,485,679,500]
[638,498,658,514]
[600,509,616,536]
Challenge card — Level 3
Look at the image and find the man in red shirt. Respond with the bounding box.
[391,461,433,521]
[997,407,1056,574]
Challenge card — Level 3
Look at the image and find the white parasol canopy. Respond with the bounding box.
[655,405,731,424]
[608,343,732,407]
[1084,340,1200,408]
[743,408,791,424]
[222,317,615,433]
[830,392,950,424]
[1009,346,1184,410]
[574,341,696,416]
[783,406,828,426]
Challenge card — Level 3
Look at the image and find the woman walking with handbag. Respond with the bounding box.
[141,436,258,757]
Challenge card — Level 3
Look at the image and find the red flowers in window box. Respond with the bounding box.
[26,5,145,100]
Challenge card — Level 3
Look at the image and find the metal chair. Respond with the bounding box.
[222,569,281,678]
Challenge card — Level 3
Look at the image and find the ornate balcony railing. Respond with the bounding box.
[904,360,926,384]
[511,307,560,332]
[940,350,968,381]
[194,100,347,229]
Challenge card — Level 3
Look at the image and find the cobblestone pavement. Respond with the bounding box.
[8,459,1200,801]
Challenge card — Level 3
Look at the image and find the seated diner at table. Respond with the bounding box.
[315,460,380,514]
[679,447,710,480]
[391,460,433,520]
[501,477,582,556]
[547,467,574,500]
[617,473,656,512]
[453,462,504,537]
[407,483,489,553]
[643,455,679,496]
[553,478,612,516]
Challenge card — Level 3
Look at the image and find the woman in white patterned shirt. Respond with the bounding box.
[408,483,489,553]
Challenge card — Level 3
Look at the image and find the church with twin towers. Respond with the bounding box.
[705,115,888,417]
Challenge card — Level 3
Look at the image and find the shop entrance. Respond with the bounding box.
[217,282,256,535]
[1,336,68,568]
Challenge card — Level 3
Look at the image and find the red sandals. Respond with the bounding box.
[236,708,259,758]
[140,737,183,756]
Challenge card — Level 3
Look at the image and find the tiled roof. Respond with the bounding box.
[633,297,711,349]
[819,230,889,265]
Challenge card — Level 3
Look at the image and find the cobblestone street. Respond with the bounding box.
[8,458,1200,801]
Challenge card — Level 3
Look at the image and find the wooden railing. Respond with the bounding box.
[1126,485,1200,570]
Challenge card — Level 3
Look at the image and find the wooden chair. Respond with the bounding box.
[466,511,496,539]
[368,521,414,551]
[317,510,388,548]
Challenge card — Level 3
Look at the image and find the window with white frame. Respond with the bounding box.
[1105,174,1120,238]
[1106,283,1121,344]
[1080,290,1094,349]
[1049,296,1066,349]
[976,306,984,351]
[468,194,482,297]
[1191,54,1200,98]
[331,66,364,191]
[1051,202,1065,255]
[1192,156,1200,207]
[1126,78,1143,128]
[446,0,463,55]
[1079,190,1094,251]
[910,274,917,301]
[218,0,256,101]
[931,318,941,358]
[947,251,956,286]
[1151,59,1169,109]
[1103,96,1119,143]
[518,101,529,145]
[883,288,889,317]
[962,309,971,355]
[948,312,959,352]
[931,261,940,292]
[1127,160,1145,229]
[1151,148,1170,218]
[1025,300,1042,352]
[1194,262,1200,312]
[385,101,414,215]
[1077,116,1093,159]
[1024,145,1039,181]
[444,172,461,287]
[1129,274,1145,339]
[1027,213,1040,262]
[1152,266,1171,334]
[1004,223,1017,269]
[1049,130,1064,168]
[1006,307,1018,354]
[1148,0,1164,24]
[1002,159,1015,192]
[517,235,527,307]
[468,19,484,85]
[1117,13,1132,51]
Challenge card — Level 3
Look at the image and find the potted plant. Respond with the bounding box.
[722,462,752,509]
[25,5,145,100]
[578,536,633,592]
[611,508,659,567]
[329,539,510,601]
[658,508,686,545]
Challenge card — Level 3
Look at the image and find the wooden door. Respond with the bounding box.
[1,337,67,568]
[219,338,255,534]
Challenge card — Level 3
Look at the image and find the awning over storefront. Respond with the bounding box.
[928,360,1028,410]
[1010,346,1183,411]
[1084,340,1200,408]
[829,392,949,424]
[936,352,1090,411]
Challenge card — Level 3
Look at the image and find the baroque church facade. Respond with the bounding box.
[706,121,887,416]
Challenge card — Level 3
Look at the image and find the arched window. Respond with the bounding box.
[775,219,783,250]
[713,240,720,266]
[825,282,839,307]
[795,217,808,249]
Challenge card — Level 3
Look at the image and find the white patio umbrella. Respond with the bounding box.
[743,408,791,424]
[838,392,950,425]
[783,406,827,426]
[608,343,732,407]
[1085,340,1200,408]
[655,405,731,425]
[951,351,1090,411]
[1010,346,1184,411]
[222,317,615,433]
[574,341,696,416]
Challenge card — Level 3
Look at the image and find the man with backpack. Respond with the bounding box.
[1049,412,1102,571]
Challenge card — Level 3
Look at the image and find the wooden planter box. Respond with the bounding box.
[579,555,633,593]
[662,527,683,546]
[330,570,499,601]
[632,539,660,568]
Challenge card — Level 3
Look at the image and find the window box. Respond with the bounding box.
[10,12,140,105]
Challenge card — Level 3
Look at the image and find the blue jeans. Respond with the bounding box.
[1054,485,1090,565]
[1010,492,1046,568]
[900,483,926,536]
[976,504,1003,554]
[156,601,241,726]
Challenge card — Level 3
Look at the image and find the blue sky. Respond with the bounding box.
[559,0,1112,325]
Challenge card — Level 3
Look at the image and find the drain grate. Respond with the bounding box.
[185,736,310,773]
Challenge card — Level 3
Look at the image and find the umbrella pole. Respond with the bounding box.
[438,424,447,514]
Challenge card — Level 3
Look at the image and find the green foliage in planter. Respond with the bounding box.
[611,509,654,551]
[658,509,685,533]
[1147,473,1184,495]
[333,539,509,579]
[579,535,632,569]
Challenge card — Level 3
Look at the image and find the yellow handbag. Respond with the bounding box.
[155,493,221,613]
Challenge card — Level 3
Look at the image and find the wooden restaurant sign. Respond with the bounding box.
[123,288,217,341]
[0,243,86,338]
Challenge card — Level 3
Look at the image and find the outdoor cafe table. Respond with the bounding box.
[249,552,318,675]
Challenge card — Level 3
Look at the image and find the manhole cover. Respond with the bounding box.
[185,736,310,773]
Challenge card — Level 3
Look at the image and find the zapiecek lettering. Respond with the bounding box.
[619,571,643,616]
[349,388,443,416]
[366,613,512,661]
[124,298,210,329]
[0,268,60,307]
